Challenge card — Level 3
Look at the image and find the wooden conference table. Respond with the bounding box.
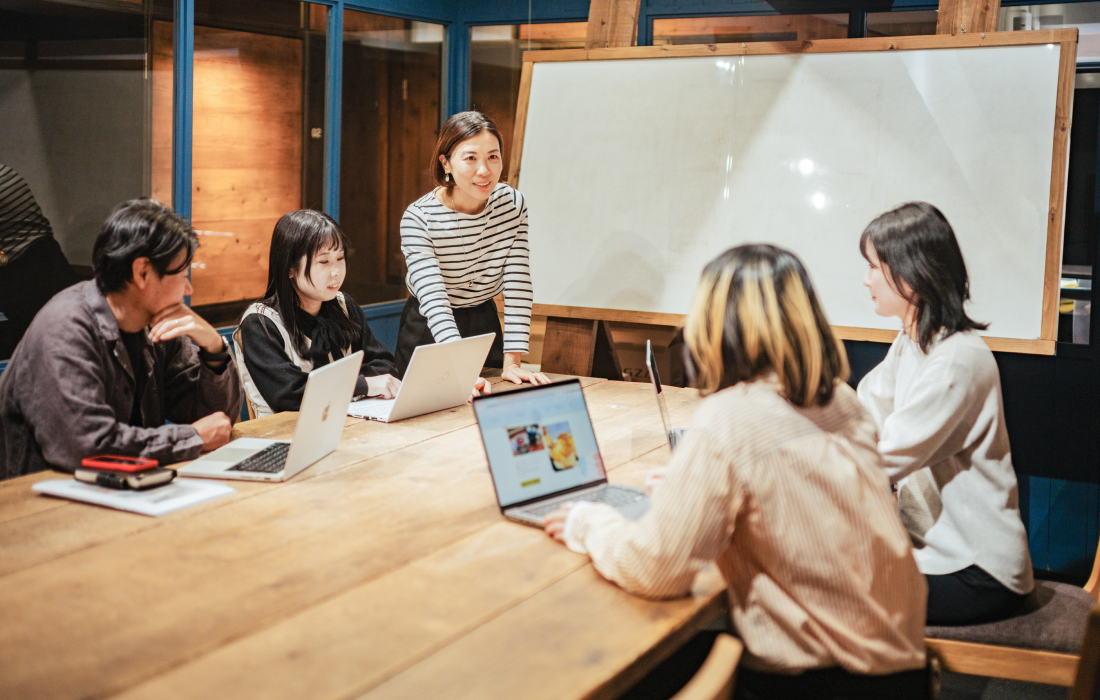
[0,374,725,700]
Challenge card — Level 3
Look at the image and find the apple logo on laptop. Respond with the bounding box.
[321,403,330,421]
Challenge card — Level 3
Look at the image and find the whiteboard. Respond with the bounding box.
[515,34,1075,352]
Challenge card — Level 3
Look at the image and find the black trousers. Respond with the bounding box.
[926,564,1029,625]
[617,631,929,700]
[0,237,81,359]
[393,295,504,378]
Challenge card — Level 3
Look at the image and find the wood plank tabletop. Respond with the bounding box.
[0,379,719,700]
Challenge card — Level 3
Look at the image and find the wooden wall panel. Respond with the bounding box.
[151,22,303,307]
[653,15,848,42]
[340,35,439,293]
[151,21,173,207]
[385,49,440,284]
[340,43,390,288]
[471,62,518,183]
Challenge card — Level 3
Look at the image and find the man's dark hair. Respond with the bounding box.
[92,198,197,293]
[859,201,987,353]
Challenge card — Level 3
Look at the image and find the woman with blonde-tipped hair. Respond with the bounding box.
[544,245,928,700]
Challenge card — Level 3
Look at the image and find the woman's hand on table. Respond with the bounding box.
[469,376,492,401]
[192,412,232,452]
[543,503,574,544]
[502,352,551,386]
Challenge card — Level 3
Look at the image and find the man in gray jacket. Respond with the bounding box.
[0,198,241,480]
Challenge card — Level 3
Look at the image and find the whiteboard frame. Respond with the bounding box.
[509,30,1078,356]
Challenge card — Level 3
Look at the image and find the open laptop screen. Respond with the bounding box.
[646,340,675,438]
[474,381,606,508]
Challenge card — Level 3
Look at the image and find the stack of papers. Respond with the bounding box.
[33,478,235,517]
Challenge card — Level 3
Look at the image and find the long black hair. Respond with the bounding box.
[256,210,359,359]
[859,202,987,353]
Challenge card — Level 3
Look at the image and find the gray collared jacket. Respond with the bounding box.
[0,281,242,480]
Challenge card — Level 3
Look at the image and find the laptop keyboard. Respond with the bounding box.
[227,442,291,473]
[524,486,644,518]
[347,398,395,422]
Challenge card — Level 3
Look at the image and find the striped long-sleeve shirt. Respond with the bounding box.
[565,379,927,675]
[400,183,533,354]
[0,164,53,264]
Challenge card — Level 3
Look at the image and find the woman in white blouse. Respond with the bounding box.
[857,201,1033,625]
[545,245,928,699]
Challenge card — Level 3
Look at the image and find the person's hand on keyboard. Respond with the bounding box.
[543,502,573,544]
[366,374,401,399]
[644,468,668,496]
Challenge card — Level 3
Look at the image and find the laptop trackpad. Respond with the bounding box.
[622,498,650,521]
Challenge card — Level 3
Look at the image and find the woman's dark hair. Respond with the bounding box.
[859,202,987,353]
[683,244,849,407]
[256,209,358,358]
[92,198,197,293]
[430,111,503,190]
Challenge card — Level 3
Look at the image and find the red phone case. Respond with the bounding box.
[80,455,159,473]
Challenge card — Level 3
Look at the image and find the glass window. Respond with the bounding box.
[176,1,325,320]
[339,10,443,300]
[651,15,848,45]
[1000,3,1100,64]
[866,11,938,37]
[470,23,586,184]
[0,0,158,359]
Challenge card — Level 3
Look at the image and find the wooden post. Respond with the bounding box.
[937,0,1002,35]
[540,317,624,381]
[585,0,641,50]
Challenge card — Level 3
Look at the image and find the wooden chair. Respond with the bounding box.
[1069,605,1100,700]
[925,538,1100,686]
[228,327,256,421]
[670,633,743,700]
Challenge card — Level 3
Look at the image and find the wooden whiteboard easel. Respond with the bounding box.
[510,30,1077,363]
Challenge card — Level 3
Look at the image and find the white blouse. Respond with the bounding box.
[857,329,1033,595]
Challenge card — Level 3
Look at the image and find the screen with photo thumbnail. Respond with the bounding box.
[475,382,606,507]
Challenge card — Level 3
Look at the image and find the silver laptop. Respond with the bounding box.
[473,379,649,526]
[348,332,494,423]
[178,350,363,482]
[646,339,686,450]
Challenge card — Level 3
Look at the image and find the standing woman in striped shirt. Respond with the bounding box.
[395,111,549,386]
[545,245,928,700]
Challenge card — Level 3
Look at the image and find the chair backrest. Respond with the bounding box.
[670,634,743,700]
[1086,535,1100,600]
[1070,605,1100,700]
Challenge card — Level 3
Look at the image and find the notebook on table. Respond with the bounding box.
[646,339,687,450]
[473,379,649,526]
[348,332,494,423]
[177,350,362,482]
